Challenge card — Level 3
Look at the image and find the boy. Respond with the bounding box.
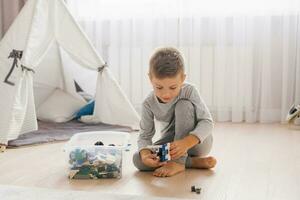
[133,47,216,177]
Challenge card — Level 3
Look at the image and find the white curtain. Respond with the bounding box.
[66,0,300,123]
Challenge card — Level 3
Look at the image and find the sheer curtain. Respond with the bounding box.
[66,0,300,123]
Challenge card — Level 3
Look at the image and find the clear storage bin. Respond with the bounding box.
[64,131,130,179]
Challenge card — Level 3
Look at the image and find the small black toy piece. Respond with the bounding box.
[191,186,201,195]
[191,185,196,192]
[94,141,104,146]
[195,188,201,194]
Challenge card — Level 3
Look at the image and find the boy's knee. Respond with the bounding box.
[175,99,196,122]
[175,99,195,118]
[132,151,156,171]
[132,152,142,170]
[188,134,213,157]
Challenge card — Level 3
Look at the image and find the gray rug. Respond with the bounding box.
[8,120,133,148]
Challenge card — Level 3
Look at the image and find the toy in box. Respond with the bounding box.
[64,131,130,179]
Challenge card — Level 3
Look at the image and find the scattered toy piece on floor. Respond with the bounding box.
[195,188,201,194]
[191,186,202,194]
[191,185,196,192]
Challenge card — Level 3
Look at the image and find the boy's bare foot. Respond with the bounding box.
[190,156,217,169]
[153,161,185,177]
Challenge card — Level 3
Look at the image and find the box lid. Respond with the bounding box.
[64,131,130,151]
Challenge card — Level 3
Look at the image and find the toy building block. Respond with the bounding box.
[195,188,201,194]
[191,186,202,194]
[147,143,171,162]
[191,185,196,192]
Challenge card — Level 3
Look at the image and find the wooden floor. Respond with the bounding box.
[0,123,299,200]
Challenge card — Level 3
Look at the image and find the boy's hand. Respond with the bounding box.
[170,134,200,160]
[141,153,166,168]
[170,139,189,160]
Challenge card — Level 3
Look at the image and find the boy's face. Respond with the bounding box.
[149,73,186,103]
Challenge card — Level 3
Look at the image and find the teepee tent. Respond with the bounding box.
[0,0,140,145]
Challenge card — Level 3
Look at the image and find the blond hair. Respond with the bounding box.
[149,47,185,79]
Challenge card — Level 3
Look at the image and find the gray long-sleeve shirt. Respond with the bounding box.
[138,83,213,151]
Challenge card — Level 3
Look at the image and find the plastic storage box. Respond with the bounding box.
[64,131,130,179]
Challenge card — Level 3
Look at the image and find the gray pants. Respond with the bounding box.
[133,99,213,171]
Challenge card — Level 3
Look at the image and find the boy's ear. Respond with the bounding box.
[182,73,186,82]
